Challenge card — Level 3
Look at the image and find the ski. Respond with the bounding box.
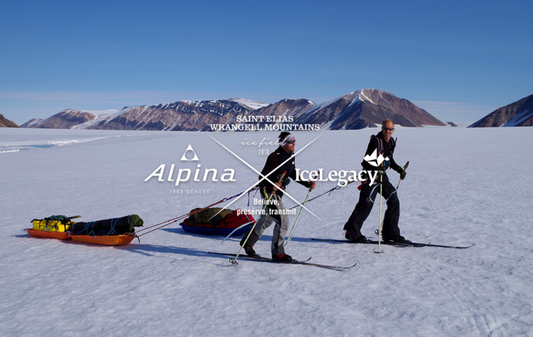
[207,252,356,271]
[311,238,474,249]
[311,238,427,248]
[410,242,475,249]
[365,239,429,248]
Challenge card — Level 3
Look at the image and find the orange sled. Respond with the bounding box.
[25,228,71,240]
[69,234,136,246]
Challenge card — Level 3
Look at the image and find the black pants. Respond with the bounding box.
[344,175,400,240]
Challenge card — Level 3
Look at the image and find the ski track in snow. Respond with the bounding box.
[1,126,532,336]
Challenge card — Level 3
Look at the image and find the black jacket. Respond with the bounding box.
[361,132,401,172]
[259,146,311,197]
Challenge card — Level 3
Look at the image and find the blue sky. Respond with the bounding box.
[1,0,531,124]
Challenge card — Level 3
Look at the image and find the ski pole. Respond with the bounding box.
[284,171,317,247]
[230,172,286,265]
[376,173,384,254]
[378,161,409,202]
[287,178,358,210]
[375,161,409,253]
[221,220,255,244]
[396,161,409,189]
[284,190,311,247]
[288,186,335,210]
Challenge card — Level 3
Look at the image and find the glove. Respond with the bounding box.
[395,167,406,180]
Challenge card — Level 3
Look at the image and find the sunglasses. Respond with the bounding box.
[286,140,296,144]
[382,127,394,131]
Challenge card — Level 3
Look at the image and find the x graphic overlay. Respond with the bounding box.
[208,134,322,221]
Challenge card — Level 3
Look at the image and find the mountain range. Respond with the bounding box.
[469,93,533,127]
[19,89,446,131]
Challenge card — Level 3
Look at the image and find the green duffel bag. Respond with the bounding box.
[188,207,233,227]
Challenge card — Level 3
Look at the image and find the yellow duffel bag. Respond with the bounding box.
[31,215,77,232]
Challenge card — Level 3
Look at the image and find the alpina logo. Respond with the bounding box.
[144,144,236,186]
[180,144,199,161]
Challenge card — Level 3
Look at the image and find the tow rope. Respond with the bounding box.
[134,188,259,237]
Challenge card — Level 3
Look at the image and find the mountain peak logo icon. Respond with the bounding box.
[180,144,200,161]
[363,149,388,167]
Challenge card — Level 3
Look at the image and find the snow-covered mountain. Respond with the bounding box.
[21,90,446,131]
[19,118,42,128]
[295,89,446,129]
[469,93,533,127]
[21,100,260,131]
[91,99,260,131]
[254,98,316,127]
[21,109,97,129]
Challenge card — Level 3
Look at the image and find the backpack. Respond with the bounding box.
[371,134,396,155]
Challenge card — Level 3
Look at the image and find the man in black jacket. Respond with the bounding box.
[344,119,407,243]
[240,132,316,262]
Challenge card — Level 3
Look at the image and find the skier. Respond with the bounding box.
[344,119,407,243]
[241,132,316,262]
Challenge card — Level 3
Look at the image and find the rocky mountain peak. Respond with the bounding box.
[294,89,446,130]
[469,93,533,127]
[28,109,97,129]
[0,113,18,128]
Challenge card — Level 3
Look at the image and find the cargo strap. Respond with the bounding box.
[76,218,121,237]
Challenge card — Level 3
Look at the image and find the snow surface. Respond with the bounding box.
[71,113,116,130]
[229,98,270,110]
[1,126,533,336]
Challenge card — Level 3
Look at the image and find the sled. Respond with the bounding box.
[69,234,136,246]
[24,214,143,246]
[180,208,255,236]
[180,221,253,236]
[25,228,71,240]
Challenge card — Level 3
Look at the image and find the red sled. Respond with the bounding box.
[180,209,255,236]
